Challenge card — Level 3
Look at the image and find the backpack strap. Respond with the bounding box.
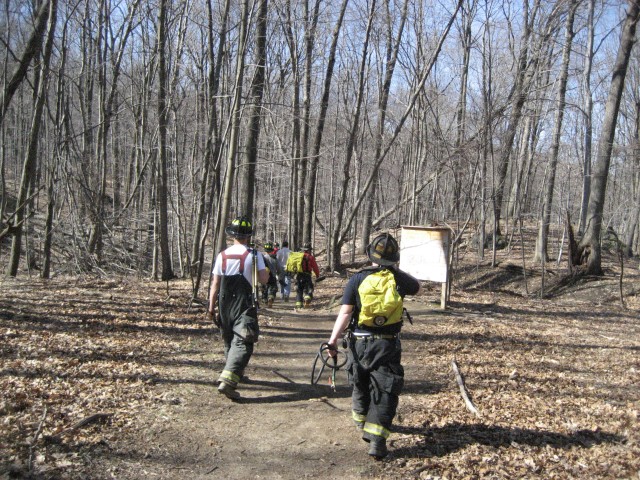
[221,249,250,274]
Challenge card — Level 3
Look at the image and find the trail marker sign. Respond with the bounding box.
[399,226,451,309]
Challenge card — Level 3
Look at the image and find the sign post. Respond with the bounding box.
[398,226,451,309]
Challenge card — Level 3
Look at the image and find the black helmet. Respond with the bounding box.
[367,233,400,266]
[264,242,274,252]
[225,215,253,238]
[302,242,312,251]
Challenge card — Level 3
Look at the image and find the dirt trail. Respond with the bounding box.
[5,264,638,479]
[93,304,385,479]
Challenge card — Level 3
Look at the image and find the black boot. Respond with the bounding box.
[368,437,388,460]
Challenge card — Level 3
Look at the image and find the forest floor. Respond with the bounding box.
[1,245,639,479]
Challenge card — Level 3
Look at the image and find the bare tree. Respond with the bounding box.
[0,0,51,128]
[215,0,251,256]
[276,0,306,247]
[155,0,174,281]
[238,0,268,217]
[302,0,349,247]
[492,0,538,239]
[190,0,231,296]
[578,0,640,274]
[327,0,381,270]
[337,0,463,259]
[623,81,640,257]
[533,0,578,263]
[6,0,57,276]
[358,0,410,254]
[578,0,596,235]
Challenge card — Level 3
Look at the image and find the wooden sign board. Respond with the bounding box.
[399,226,451,309]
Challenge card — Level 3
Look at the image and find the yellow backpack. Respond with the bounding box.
[357,269,403,328]
[285,251,306,274]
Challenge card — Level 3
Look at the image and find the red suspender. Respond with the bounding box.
[221,249,250,274]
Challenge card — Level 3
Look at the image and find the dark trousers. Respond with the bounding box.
[261,277,278,301]
[296,272,314,303]
[218,274,256,387]
[348,336,404,440]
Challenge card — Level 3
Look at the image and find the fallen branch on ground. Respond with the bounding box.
[28,406,47,472]
[44,413,113,443]
[451,359,481,418]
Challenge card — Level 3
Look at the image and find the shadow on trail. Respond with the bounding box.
[238,377,351,404]
[392,423,625,458]
[402,378,448,395]
[444,301,637,328]
[0,308,211,338]
[263,324,328,341]
[399,329,640,352]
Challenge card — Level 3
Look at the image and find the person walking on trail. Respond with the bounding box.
[208,216,269,400]
[294,242,320,309]
[326,233,421,459]
[261,242,284,308]
[276,241,292,301]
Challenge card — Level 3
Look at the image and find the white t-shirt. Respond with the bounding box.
[276,247,291,269]
[212,244,265,285]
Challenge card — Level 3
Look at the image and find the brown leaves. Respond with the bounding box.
[384,264,640,478]
[1,256,640,478]
[0,276,208,477]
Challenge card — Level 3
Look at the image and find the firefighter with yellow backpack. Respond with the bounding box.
[326,233,421,459]
[286,242,320,308]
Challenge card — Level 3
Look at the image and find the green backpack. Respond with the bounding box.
[285,252,306,274]
[357,269,403,328]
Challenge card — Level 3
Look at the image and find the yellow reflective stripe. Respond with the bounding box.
[363,422,390,439]
[352,411,366,423]
[232,219,251,227]
[220,370,241,384]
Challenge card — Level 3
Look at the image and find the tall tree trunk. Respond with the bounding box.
[578,0,595,235]
[42,17,69,279]
[359,0,410,253]
[295,0,321,249]
[451,0,476,231]
[624,97,640,257]
[329,0,380,271]
[215,0,250,256]
[191,0,230,296]
[479,5,494,259]
[239,0,268,217]
[578,0,640,274]
[7,0,57,276]
[492,0,536,238]
[279,0,303,247]
[0,0,51,127]
[534,0,577,263]
[302,0,348,247]
[156,0,174,280]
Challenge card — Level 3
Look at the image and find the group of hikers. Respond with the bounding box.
[257,238,320,309]
[206,215,421,460]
